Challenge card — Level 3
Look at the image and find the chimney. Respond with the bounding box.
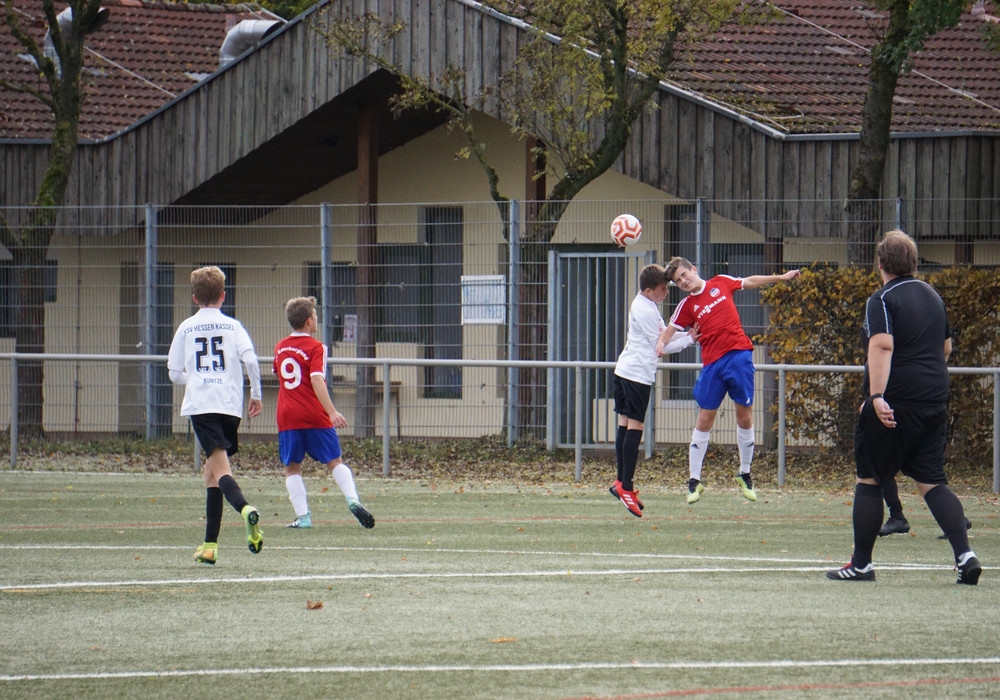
[219,19,284,68]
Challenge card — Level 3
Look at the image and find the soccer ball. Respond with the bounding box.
[610,214,642,247]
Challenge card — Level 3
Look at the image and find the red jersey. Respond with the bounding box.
[273,333,333,431]
[668,275,752,366]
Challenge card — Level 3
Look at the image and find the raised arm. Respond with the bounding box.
[742,269,801,290]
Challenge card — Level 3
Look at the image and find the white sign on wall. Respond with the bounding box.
[461,275,506,325]
[342,313,358,342]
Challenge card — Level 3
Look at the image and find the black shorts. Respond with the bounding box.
[613,375,652,423]
[190,413,242,457]
[854,400,949,486]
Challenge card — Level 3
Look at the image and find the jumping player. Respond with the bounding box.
[657,257,800,503]
[609,264,698,517]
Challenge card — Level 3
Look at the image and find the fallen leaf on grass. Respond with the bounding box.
[306,600,323,610]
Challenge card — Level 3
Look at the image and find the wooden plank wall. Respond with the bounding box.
[1,0,998,243]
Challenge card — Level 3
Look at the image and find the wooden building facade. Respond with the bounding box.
[3,0,999,248]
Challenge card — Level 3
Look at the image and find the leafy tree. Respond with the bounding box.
[1,0,108,435]
[846,0,968,265]
[319,0,756,436]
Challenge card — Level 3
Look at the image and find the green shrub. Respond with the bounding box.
[757,266,1000,464]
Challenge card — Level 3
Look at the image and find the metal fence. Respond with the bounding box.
[1,198,999,468]
[2,353,999,493]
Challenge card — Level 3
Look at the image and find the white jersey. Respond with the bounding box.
[615,292,693,385]
[167,307,262,417]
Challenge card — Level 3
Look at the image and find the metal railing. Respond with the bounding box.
[3,353,998,492]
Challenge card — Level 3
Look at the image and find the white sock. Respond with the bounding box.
[331,463,360,502]
[737,426,755,474]
[689,429,710,481]
[285,474,309,517]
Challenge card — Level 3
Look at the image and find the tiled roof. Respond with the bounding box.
[668,0,1000,134]
[2,0,999,142]
[0,0,280,140]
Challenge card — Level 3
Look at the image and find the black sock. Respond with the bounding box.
[851,483,883,568]
[924,485,971,560]
[204,487,223,543]
[621,429,642,491]
[881,478,904,520]
[615,425,628,482]
[218,474,248,514]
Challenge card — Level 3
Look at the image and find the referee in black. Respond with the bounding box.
[827,230,981,584]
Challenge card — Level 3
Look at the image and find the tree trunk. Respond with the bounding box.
[846,1,907,266]
[512,201,569,439]
[13,234,51,437]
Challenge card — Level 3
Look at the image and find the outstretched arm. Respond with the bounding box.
[655,325,679,356]
[660,322,700,355]
[742,269,800,290]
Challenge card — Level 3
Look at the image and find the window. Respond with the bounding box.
[306,261,357,343]
[375,245,429,344]
[420,207,463,399]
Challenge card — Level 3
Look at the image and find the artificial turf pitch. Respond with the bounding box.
[0,471,997,699]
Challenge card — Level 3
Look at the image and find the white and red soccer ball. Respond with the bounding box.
[610,213,642,247]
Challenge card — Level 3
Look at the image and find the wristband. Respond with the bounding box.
[870,393,883,401]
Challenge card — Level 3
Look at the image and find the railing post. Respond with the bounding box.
[575,364,583,481]
[507,200,520,446]
[320,203,333,384]
[994,371,999,494]
[777,368,786,486]
[382,362,391,478]
[9,356,17,469]
[546,249,557,451]
[144,203,157,440]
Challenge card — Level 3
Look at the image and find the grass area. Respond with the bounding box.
[0,471,997,699]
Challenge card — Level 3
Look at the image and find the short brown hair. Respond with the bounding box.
[665,256,693,283]
[638,264,667,292]
[190,266,225,305]
[877,229,918,277]
[285,296,317,331]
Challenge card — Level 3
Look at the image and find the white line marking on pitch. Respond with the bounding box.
[2,657,999,682]
[0,564,961,591]
[0,543,959,567]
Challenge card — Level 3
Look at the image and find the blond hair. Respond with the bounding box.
[285,296,317,331]
[190,266,225,305]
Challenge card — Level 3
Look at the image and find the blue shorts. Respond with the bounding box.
[278,428,342,466]
[692,350,754,411]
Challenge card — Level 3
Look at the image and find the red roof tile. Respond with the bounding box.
[0,0,280,140]
[2,0,999,142]
[668,0,1000,134]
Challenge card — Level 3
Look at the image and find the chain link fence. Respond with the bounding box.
[1,198,998,458]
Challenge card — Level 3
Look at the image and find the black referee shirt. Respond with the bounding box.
[861,275,951,405]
